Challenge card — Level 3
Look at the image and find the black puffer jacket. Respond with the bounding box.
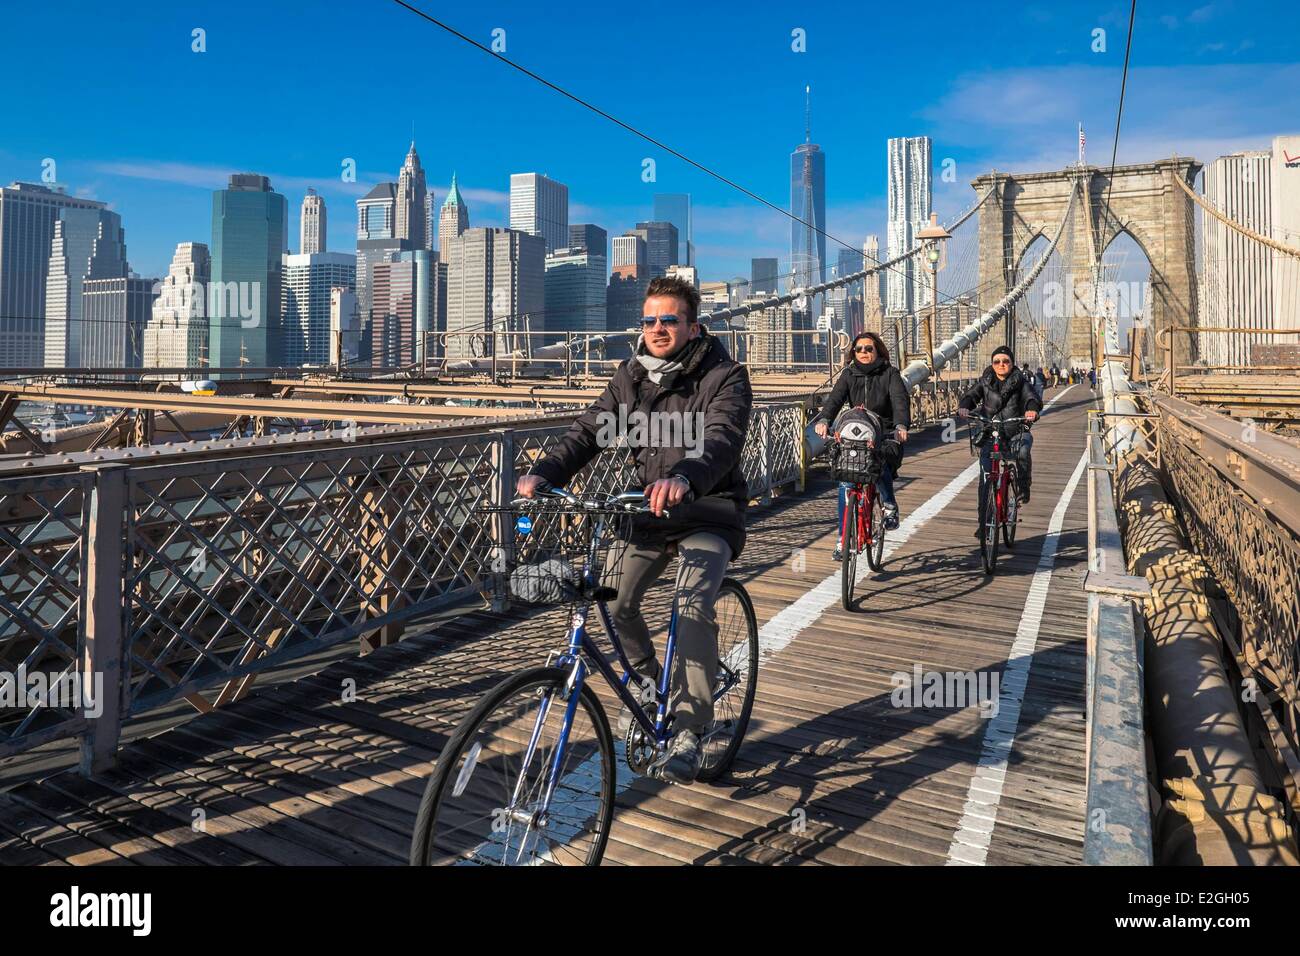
[527,330,753,557]
[815,356,912,432]
[958,366,1044,420]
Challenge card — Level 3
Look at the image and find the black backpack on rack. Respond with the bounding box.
[829,407,884,484]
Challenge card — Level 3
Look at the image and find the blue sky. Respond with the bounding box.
[2,0,1296,285]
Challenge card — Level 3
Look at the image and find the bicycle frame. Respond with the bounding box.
[517,506,741,819]
[840,480,878,553]
[979,424,1020,529]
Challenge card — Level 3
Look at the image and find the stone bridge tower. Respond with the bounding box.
[971,158,1200,370]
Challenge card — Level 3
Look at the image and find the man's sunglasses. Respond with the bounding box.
[992,357,1012,365]
[641,314,683,328]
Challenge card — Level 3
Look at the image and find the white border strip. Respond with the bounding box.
[945,447,1089,866]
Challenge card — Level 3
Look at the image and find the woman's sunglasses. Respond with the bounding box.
[992,357,1012,366]
[854,345,875,354]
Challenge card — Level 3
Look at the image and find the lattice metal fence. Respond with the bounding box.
[123,432,501,713]
[1162,431,1300,748]
[0,401,806,765]
[0,472,91,757]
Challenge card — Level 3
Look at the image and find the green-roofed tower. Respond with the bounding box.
[438,173,469,260]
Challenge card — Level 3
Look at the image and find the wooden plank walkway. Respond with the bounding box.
[0,386,1095,866]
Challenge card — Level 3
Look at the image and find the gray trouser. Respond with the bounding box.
[606,532,731,735]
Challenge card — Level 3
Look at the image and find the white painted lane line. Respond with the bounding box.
[945,446,1089,866]
[758,385,1077,661]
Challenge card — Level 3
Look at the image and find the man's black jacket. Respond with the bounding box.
[527,330,753,557]
[815,356,912,432]
[958,366,1044,423]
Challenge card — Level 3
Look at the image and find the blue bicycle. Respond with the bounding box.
[409,488,759,866]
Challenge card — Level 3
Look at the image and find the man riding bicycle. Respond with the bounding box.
[958,345,1041,534]
[812,330,911,560]
[516,274,753,784]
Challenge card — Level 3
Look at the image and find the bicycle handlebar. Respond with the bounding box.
[965,413,1033,427]
[510,485,693,517]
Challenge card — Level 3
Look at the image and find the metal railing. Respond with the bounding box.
[1155,326,1300,394]
[435,327,853,380]
[1082,411,1154,865]
[1150,391,1300,792]
[0,401,806,771]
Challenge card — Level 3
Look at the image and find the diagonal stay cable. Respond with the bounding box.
[387,0,986,312]
[388,0,864,256]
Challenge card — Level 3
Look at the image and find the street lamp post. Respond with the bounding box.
[916,212,951,379]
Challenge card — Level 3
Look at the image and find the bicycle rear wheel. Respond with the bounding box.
[697,578,759,782]
[981,478,999,575]
[409,666,615,866]
[866,492,886,572]
[841,493,858,610]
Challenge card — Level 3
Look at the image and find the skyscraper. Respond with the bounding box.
[569,223,608,260]
[300,188,326,254]
[438,174,469,261]
[44,205,125,368]
[370,256,417,369]
[791,88,827,296]
[545,246,607,338]
[424,191,436,253]
[886,136,933,320]
[444,228,545,359]
[330,287,360,367]
[0,181,109,367]
[395,142,428,249]
[632,221,678,278]
[282,251,356,366]
[209,173,288,372]
[378,248,446,366]
[1270,134,1300,352]
[357,182,396,241]
[510,173,568,253]
[81,276,158,368]
[355,181,406,332]
[837,247,864,284]
[143,242,211,369]
[607,267,648,349]
[863,235,885,331]
[612,234,647,271]
[653,194,693,267]
[1199,137,1300,368]
[751,257,779,295]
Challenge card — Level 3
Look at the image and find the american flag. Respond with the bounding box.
[1079,124,1086,164]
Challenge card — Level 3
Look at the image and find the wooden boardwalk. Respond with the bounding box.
[0,387,1095,866]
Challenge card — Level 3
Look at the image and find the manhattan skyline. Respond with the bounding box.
[2,1,1298,286]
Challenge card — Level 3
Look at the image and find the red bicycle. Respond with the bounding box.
[968,413,1029,575]
[830,430,886,609]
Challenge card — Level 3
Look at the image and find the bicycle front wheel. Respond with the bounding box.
[841,494,858,610]
[697,578,759,782]
[866,492,886,572]
[1002,473,1019,549]
[981,478,1000,575]
[409,666,615,866]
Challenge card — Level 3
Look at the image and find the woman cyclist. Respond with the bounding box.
[813,331,911,560]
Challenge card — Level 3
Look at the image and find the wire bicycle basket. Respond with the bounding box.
[967,418,1026,461]
[481,501,633,606]
[829,439,882,485]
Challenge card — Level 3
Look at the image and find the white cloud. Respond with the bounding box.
[91,159,381,197]
[924,62,1300,173]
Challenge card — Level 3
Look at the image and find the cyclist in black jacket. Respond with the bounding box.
[958,346,1041,533]
[813,331,911,557]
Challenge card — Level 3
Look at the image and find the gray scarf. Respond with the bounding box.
[634,333,692,385]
